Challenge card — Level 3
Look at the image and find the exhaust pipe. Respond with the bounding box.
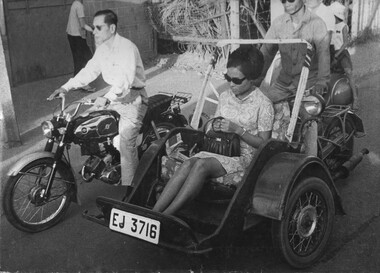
[332,148,369,181]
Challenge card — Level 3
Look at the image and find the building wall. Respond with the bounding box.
[4,0,156,86]
[351,0,380,37]
[84,0,156,59]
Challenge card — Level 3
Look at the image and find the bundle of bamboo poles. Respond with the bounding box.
[145,0,270,54]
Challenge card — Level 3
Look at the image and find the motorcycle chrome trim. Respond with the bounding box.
[7,151,74,178]
[303,94,325,116]
[41,121,54,138]
[15,171,76,185]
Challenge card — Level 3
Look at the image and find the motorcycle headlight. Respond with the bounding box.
[303,95,325,116]
[41,121,54,138]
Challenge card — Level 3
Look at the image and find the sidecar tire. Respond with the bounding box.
[271,177,335,268]
[2,158,74,233]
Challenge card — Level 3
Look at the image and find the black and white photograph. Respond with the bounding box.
[1,0,379,272]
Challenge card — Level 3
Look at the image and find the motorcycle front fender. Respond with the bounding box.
[7,151,79,203]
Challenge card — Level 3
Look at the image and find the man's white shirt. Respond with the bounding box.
[62,34,146,103]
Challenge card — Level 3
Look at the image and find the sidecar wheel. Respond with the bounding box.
[271,177,335,268]
[2,158,74,233]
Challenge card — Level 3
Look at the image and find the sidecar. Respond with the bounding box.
[83,38,367,268]
[84,126,346,268]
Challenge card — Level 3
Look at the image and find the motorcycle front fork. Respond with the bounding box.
[41,138,68,200]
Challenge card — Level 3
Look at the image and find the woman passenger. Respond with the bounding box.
[153,46,274,215]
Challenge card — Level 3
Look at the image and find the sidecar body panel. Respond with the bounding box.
[84,127,344,254]
[91,197,204,253]
[251,152,345,220]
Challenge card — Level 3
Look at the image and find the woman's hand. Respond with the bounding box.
[214,118,241,134]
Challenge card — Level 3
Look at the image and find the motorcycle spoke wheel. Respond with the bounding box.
[271,177,335,268]
[287,191,326,256]
[2,158,73,233]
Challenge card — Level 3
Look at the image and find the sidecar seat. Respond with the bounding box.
[271,101,291,141]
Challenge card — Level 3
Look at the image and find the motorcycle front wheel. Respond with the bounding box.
[2,158,74,233]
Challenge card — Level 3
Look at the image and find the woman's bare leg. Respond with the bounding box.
[153,158,198,212]
[162,158,226,215]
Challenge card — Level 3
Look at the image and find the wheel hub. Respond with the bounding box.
[296,205,317,238]
[28,185,47,206]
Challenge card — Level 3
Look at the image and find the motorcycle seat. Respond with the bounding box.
[143,94,173,124]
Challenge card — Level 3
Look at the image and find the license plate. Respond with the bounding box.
[109,208,160,244]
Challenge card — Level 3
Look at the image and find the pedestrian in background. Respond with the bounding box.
[330,1,359,110]
[66,0,95,92]
[304,0,336,61]
[304,0,335,44]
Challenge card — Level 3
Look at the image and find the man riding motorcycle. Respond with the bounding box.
[258,0,330,155]
[48,9,147,193]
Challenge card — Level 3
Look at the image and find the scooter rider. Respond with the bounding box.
[48,9,148,191]
[259,0,330,155]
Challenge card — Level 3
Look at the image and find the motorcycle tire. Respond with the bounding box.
[139,122,176,155]
[271,177,335,268]
[321,116,355,171]
[2,158,74,233]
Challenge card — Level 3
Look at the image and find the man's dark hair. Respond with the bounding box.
[94,9,118,28]
[227,45,264,80]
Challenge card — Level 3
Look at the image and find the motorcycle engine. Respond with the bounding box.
[80,141,121,185]
[81,154,121,184]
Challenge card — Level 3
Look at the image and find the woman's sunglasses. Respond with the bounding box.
[224,74,246,85]
[281,0,296,3]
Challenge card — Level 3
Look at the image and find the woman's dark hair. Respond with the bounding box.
[94,9,118,28]
[227,45,264,80]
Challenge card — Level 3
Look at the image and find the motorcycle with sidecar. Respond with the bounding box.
[2,91,191,233]
[83,39,368,268]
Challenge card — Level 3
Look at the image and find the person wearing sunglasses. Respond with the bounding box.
[259,0,330,156]
[49,9,148,192]
[153,46,274,215]
[65,0,95,92]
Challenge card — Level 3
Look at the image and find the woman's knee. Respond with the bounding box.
[192,159,209,173]
[192,158,223,177]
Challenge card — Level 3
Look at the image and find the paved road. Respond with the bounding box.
[1,72,380,272]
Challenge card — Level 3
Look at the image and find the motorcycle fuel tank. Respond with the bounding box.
[326,73,353,106]
[74,111,119,140]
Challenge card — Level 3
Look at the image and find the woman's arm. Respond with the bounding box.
[216,119,271,149]
[238,128,271,148]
